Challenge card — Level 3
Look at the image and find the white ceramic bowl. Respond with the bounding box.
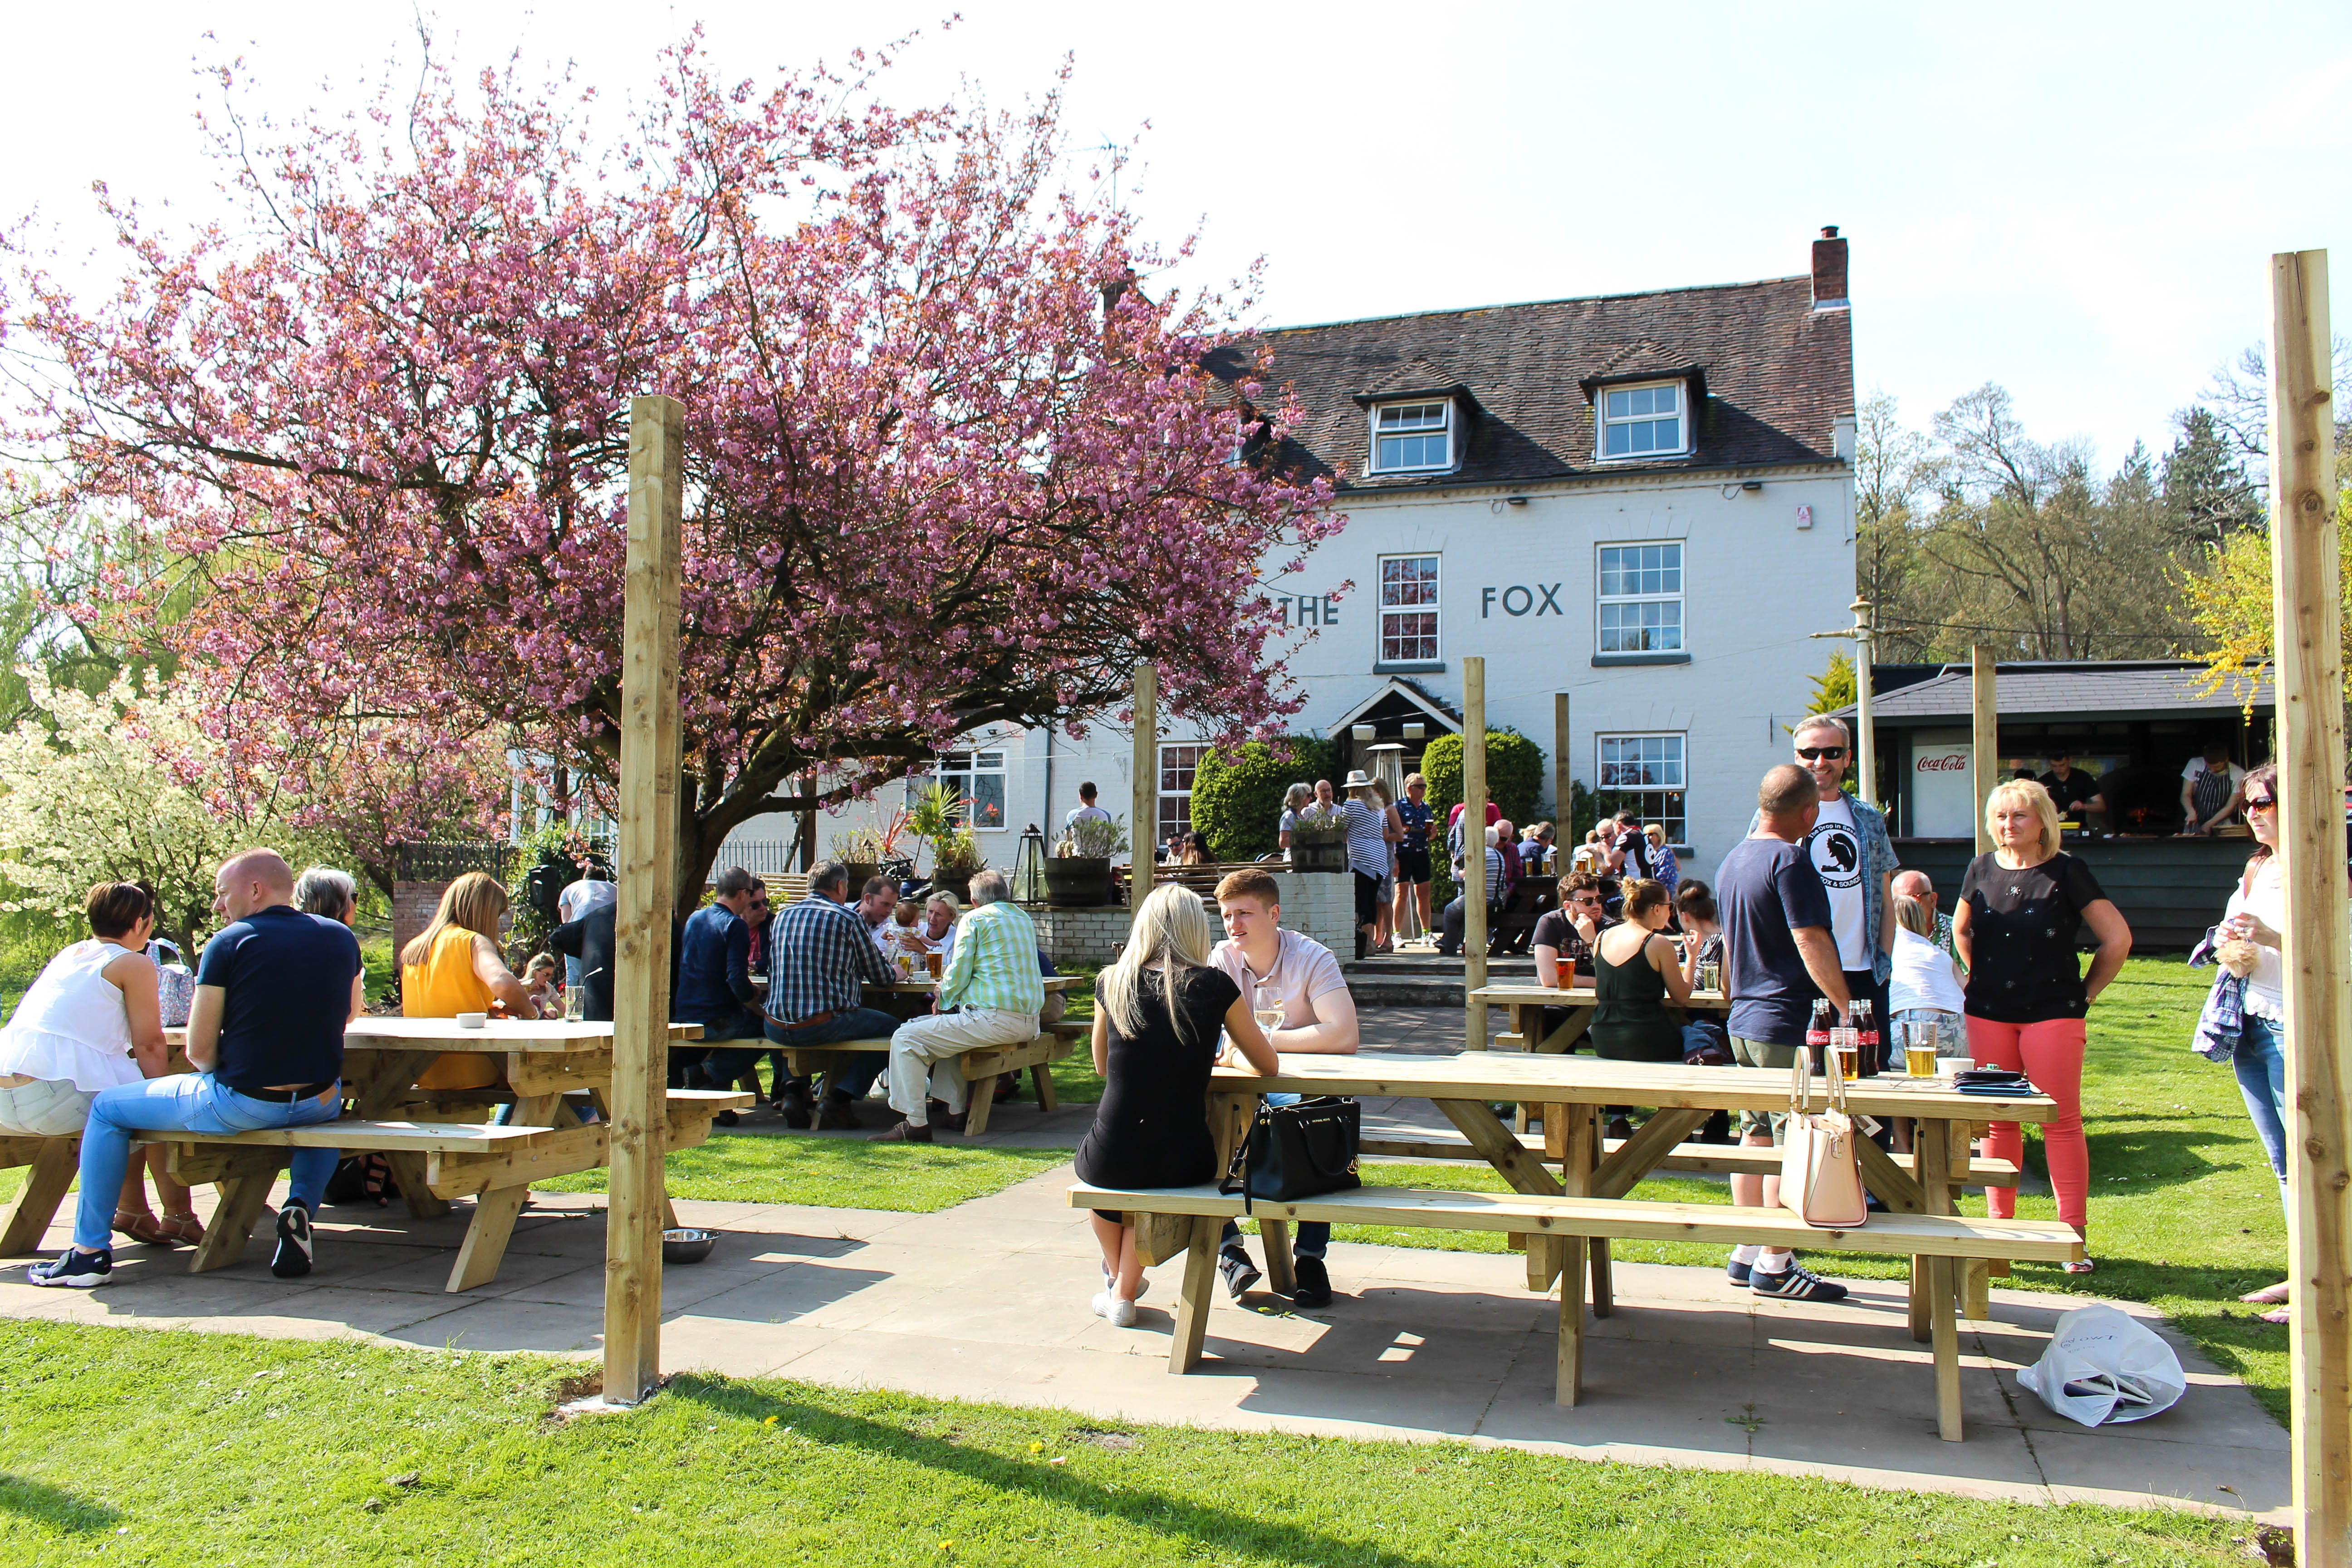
[455,1012,488,1029]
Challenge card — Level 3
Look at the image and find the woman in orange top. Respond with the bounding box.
[402,872,537,1090]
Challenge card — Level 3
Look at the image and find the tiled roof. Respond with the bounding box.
[1828,662,2274,720]
[1205,273,1853,492]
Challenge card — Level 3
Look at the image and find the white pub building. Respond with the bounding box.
[735,229,1861,890]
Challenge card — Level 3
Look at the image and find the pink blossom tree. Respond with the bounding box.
[7,36,1341,906]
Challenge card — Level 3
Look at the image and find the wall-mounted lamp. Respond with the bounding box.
[1401,722,1426,742]
[1350,723,1376,743]
[1505,496,1529,507]
[1741,480,1764,492]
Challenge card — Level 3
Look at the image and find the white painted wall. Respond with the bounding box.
[722,461,1857,892]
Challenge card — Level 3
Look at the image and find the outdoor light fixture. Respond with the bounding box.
[1351,724,1376,742]
[1402,722,1425,741]
[1742,480,1764,491]
[1012,824,1047,905]
[1506,496,1529,507]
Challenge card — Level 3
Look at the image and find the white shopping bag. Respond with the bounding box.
[2016,1304,2186,1426]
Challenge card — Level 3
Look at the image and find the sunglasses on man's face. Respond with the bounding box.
[1796,747,1846,761]
[1570,894,1602,908]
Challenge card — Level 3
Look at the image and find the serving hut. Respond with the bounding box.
[1830,660,2275,950]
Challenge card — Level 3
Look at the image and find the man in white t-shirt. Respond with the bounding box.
[1063,781,1112,834]
[556,867,617,987]
[1208,866,1359,1309]
[1752,716,1896,1066]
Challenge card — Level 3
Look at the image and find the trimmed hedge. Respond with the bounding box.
[1188,737,1338,862]
[1419,729,1546,834]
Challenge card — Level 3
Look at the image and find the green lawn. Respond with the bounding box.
[534,1138,1068,1211]
[0,1319,2247,1567]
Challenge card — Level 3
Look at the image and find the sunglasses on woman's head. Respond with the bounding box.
[1795,747,1846,760]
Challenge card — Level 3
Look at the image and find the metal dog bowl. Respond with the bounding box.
[662,1227,719,1265]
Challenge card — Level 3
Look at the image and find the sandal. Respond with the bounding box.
[2239,1281,2291,1306]
[112,1208,174,1247]
[2063,1257,2096,1275]
[157,1211,205,1245]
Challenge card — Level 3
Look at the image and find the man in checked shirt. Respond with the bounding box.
[761,860,903,1131]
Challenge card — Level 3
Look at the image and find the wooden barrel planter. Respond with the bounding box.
[1044,857,1113,907]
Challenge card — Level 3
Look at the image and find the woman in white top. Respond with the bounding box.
[0,882,194,1244]
[2221,764,2292,1320]
[1888,894,1967,1025]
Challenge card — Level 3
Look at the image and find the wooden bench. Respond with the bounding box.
[0,1133,79,1256]
[1360,1132,2022,1189]
[774,1032,1076,1135]
[1068,1179,2082,1441]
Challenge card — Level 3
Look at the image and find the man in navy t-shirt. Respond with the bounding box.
[30,848,362,1290]
[1714,765,1852,1305]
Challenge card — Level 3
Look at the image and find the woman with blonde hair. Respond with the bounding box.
[401,871,538,1090]
[1953,778,2132,1272]
[1073,883,1276,1325]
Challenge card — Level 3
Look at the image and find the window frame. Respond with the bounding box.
[1377,553,1442,668]
[1593,378,1693,462]
[1594,539,1686,657]
[1366,398,1456,475]
[926,748,1010,833]
[1593,732,1689,847]
[1157,743,1212,845]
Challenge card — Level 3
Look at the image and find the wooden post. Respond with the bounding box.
[603,393,684,1405]
[1970,645,1997,858]
[1131,662,1157,935]
[1553,692,1572,833]
[1852,597,1877,808]
[1463,657,1489,1051]
[2267,247,2350,1568]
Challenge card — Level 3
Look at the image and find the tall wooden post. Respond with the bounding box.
[1970,645,1997,858]
[603,394,684,1404]
[1553,692,1572,833]
[1463,657,1489,1050]
[1131,662,1157,934]
[2266,248,2350,1568]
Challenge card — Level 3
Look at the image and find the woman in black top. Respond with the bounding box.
[1953,779,2132,1270]
[1074,884,1276,1325]
[1588,878,1695,1062]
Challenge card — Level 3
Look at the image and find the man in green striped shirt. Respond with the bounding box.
[871,869,1045,1142]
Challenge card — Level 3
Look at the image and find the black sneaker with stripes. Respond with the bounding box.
[1749,1261,1847,1302]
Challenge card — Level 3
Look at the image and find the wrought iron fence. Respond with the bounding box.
[392,842,518,883]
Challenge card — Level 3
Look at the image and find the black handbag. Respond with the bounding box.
[1219,1096,1362,1211]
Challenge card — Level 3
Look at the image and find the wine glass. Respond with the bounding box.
[1253,984,1285,1036]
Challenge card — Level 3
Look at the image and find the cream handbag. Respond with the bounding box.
[1780,1049,1867,1228]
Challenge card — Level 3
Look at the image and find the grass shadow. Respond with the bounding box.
[2079,1124,2246,1189]
[0,1473,122,1534]
[667,1376,1452,1568]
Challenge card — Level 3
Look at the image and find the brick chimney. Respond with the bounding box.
[1811,225,1849,310]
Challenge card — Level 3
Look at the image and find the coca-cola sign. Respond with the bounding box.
[1916,752,1970,773]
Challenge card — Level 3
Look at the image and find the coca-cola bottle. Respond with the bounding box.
[1805,997,1833,1067]
[1852,998,1879,1078]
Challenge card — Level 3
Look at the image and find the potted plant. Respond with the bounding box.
[833,824,888,892]
[907,780,989,901]
[1288,802,1349,873]
[1046,812,1127,906]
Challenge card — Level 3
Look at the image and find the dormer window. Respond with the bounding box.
[1370,400,1454,474]
[1597,380,1690,460]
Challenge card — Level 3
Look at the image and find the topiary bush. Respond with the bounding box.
[1419,728,1546,836]
[1188,737,1338,862]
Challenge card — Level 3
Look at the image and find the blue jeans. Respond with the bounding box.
[76,1073,343,1250]
[679,1006,773,1092]
[756,1007,899,1100]
[2235,1014,2290,1186]
[1220,1093,1329,1261]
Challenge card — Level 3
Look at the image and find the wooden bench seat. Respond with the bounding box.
[774,1032,1075,1135]
[1068,1179,2081,1441]
[1359,1132,2021,1188]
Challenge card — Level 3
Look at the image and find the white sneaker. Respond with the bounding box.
[1100,1262,1148,1302]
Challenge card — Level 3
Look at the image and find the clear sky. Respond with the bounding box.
[8,1,2348,470]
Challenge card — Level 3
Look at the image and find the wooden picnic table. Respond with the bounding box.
[157,1017,715,1291]
[1207,1049,2057,1343]
[1469,981,1730,1054]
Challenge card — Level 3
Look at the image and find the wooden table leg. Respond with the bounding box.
[190,1150,285,1274]
[445,1091,559,1293]
[350,1049,451,1221]
[1558,1233,1588,1406]
[962,1073,998,1137]
[1031,1063,1058,1113]
[1929,1253,1963,1441]
[1171,1215,1220,1374]
[0,1137,78,1256]
[1260,1219,1295,1296]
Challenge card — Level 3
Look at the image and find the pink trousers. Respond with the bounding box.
[1964,1014,2088,1230]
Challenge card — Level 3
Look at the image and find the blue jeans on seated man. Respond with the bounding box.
[1220,1093,1330,1262]
[756,1007,901,1101]
[74,1073,342,1251]
[682,1006,779,1093]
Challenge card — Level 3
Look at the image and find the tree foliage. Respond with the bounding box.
[1419,729,1545,833]
[5,36,1341,911]
[2187,487,2352,710]
[1187,736,1336,862]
